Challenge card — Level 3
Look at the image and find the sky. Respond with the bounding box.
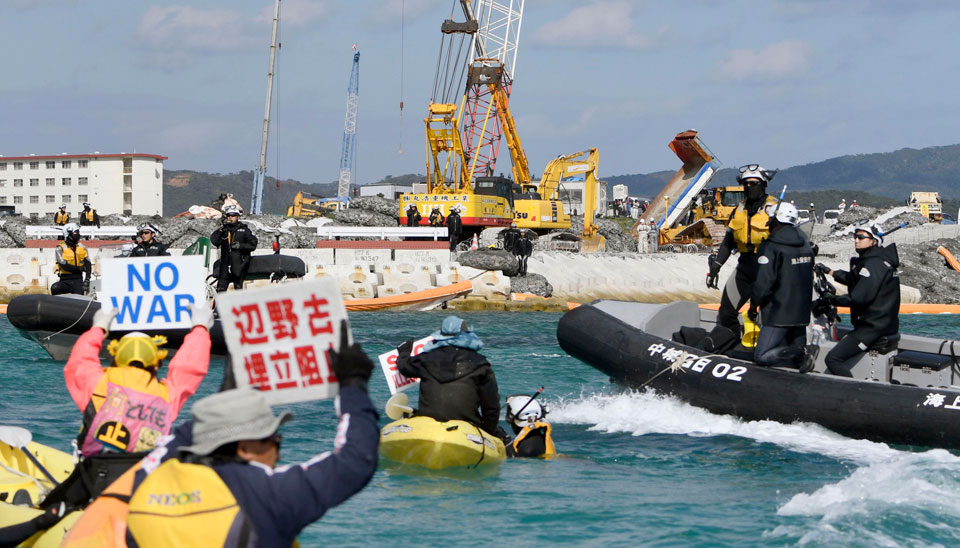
[2,0,959,188]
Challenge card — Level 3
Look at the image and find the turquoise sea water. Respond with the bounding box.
[3,312,960,547]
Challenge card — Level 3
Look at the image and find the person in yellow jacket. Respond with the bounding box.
[503,393,556,458]
[78,202,101,228]
[54,204,70,225]
[51,223,91,295]
[701,164,779,352]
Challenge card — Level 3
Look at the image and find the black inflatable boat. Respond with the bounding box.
[6,294,229,360]
[558,300,960,450]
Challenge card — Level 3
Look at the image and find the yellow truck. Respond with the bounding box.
[909,191,943,222]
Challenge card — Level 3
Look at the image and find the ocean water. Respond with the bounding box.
[2,312,960,547]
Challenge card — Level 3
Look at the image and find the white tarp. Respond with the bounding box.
[217,278,349,405]
[99,256,207,331]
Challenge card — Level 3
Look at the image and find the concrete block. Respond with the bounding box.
[378,280,432,297]
[469,271,510,301]
[394,249,448,267]
[382,264,434,287]
[334,248,392,266]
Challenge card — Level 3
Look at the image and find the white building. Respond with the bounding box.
[0,152,166,219]
[359,182,414,200]
[557,180,608,217]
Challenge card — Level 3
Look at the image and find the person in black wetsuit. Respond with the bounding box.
[210,205,258,292]
[130,222,169,257]
[405,204,422,227]
[750,202,817,371]
[445,206,463,251]
[817,224,900,376]
[516,231,533,276]
[700,164,780,352]
[395,316,507,441]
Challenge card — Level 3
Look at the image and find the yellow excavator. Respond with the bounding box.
[286,191,346,218]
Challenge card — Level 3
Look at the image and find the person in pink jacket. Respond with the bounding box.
[39,303,214,511]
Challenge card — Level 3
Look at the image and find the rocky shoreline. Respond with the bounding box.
[2,198,959,304]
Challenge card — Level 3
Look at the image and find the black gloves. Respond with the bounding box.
[329,320,373,391]
[82,279,90,295]
[706,253,721,290]
[397,339,414,358]
[747,306,758,323]
[494,425,512,444]
[814,263,831,276]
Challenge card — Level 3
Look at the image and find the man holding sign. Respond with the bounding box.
[396,316,508,441]
[40,300,213,512]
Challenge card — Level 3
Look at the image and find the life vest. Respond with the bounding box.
[55,211,70,225]
[59,462,143,548]
[509,421,556,458]
[726,196,779,253]
[126,459,257,548]
[85,210,96,223]
[56,241,88,275]
[78,368,173,457]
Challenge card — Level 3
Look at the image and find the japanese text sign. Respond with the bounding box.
[99,256,207,331]
[216,278,349,405]
[377,335,434,395]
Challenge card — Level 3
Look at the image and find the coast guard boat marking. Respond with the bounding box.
[647,343,746,382]
[922,393,960,410]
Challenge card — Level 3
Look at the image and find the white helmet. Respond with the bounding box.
[82,202,91,208]
[764,201,799,225]
[505,394,547,428]
[222,204,241,216]
[59,204,67,209]
[62,223,81,237]
[137,222,159,235]
[737,164,777,184]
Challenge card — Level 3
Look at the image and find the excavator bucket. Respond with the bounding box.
[580,234,606,254]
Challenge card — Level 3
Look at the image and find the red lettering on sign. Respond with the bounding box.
[303,294,334,336]
[232,304,269,345]
[243,353,270,391]
[268,350,297,390]
[266,299,299,340]
[294,345,324,387]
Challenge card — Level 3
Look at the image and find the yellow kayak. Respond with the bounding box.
[379,416,506,469]
[0,430,74,508]
[0,502,81,548]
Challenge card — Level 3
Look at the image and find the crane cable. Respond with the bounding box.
[399,0,404,154]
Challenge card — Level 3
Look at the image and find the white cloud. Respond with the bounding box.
[138,6,258,55]
[256,0,330,28]
[715,40,813,81]
[366,0,443,25]
[531,1,662,49]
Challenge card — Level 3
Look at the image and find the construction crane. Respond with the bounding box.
[338,46,360,200]
[462,0,525,179]
[250,0,281,216]
[398,0,522,231]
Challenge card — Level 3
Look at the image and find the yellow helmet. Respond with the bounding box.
[107,332,169,368]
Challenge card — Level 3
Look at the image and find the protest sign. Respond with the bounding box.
[377,335,434,395]
[217,278,349,405]
[99,256,207,331]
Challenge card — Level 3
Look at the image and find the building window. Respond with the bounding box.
[62,177,71,186]
[78,160,88,168]
[14,196,23,204]
[46,195,55,203]
[0,162,6,170]
[62,195,72,203]
[29,161,39,170]
[78,194,89,203]
[46,178,55,186]
[46,161,56,169]
[30,178,39,186]
[78,177,88,186]
[30,212,39,219]
[14,179,23,187]
[0,197,5,204]
[29,196,39,204]
[61,160,72,169]
[0,179,5,187]
[13,162,23,170]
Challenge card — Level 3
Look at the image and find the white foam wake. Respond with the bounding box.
[550,389,900,465]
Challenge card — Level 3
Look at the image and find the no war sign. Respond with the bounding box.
[377,335,434,395]
[99,256,207,331]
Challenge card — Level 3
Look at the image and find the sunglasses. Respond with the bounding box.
[739,164,761,173]
[140,231,153,235]
[853,233,873,240]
